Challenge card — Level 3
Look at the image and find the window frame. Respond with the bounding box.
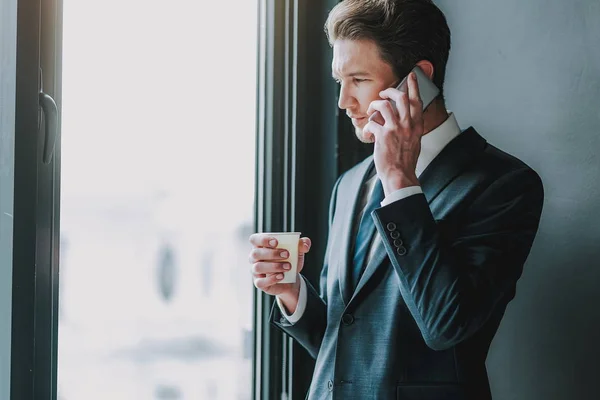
[253,0,371,398]
[8,0,369,398]
[10,0,64,398]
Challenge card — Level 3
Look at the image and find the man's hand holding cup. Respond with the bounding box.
[249,232,311,313]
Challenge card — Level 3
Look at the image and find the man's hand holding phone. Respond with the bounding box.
[364,71,425,196]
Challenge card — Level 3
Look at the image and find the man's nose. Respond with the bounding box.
[337,85,356,110]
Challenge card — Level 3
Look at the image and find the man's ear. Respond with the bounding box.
[415,60,435,80]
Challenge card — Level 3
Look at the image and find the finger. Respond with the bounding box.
[380,89,410,122]
[254,273,285,290]
[368,111,385,126]
[249,233,278,248]
[362,119,386,142]
[406,71,423,121]
[252,261,291,275]
[379,87,403,100]
[299,237,311,254]
[249,247,290,263]
[367,99,396,126]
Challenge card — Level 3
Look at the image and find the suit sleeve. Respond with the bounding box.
[269,173,344,359]
[372,167,544,351]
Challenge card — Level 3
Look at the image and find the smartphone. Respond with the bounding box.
[369,65,440,123]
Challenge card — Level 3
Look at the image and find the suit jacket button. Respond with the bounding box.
[386,222,397,231]
[342,313,355,325]
[328,380,334,391]
[397,246,407,256]
[393,239,403,247]
[390,231,400,240]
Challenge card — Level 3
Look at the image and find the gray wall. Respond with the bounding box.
[0,0,17,397]
[438,0,600,399]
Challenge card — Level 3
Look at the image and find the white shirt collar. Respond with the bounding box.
[416,111,461,177]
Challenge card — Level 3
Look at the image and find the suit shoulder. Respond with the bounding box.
[477,141,541,185]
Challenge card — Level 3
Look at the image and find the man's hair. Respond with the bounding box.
[325,0,451,99]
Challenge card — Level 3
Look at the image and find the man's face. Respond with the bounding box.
[332,39,398,143]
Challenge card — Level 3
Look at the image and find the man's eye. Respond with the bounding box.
[333,78,366,85]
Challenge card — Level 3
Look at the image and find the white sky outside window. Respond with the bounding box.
[58,1,257,399]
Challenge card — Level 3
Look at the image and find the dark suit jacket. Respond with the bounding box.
[271,127,544,400]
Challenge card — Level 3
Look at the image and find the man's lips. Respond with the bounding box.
[349,115,367,124]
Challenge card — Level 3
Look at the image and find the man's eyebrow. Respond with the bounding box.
[332,71,371,79]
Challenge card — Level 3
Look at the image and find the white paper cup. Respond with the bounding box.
[265,232,301,284]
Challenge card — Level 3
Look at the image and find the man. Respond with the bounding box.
[249,0,544,398]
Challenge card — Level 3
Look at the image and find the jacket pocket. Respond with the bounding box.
[396,383,464,400]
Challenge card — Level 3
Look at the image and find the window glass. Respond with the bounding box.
[58,1,257,399]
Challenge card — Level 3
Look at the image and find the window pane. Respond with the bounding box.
[58,1,257,399]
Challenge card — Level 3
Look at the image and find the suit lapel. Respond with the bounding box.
[338,156,375,305]
[419,127,487,203]
[348,127,487,305]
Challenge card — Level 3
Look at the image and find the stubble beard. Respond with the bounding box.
[354,126,375,144]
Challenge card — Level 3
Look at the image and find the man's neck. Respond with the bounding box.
[422,99,449,135]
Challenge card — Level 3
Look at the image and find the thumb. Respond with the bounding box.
[297,252,305,273]
[296,237,311,273]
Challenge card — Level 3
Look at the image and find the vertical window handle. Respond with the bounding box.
[39,91,58,164]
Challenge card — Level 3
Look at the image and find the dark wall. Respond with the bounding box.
[437,0,600,399]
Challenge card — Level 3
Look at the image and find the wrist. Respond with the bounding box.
[382,173,420,195]
[277,278,301,312]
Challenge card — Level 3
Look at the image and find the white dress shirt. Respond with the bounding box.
[277,112,462,323]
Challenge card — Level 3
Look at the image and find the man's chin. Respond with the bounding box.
[354,127,375,144]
